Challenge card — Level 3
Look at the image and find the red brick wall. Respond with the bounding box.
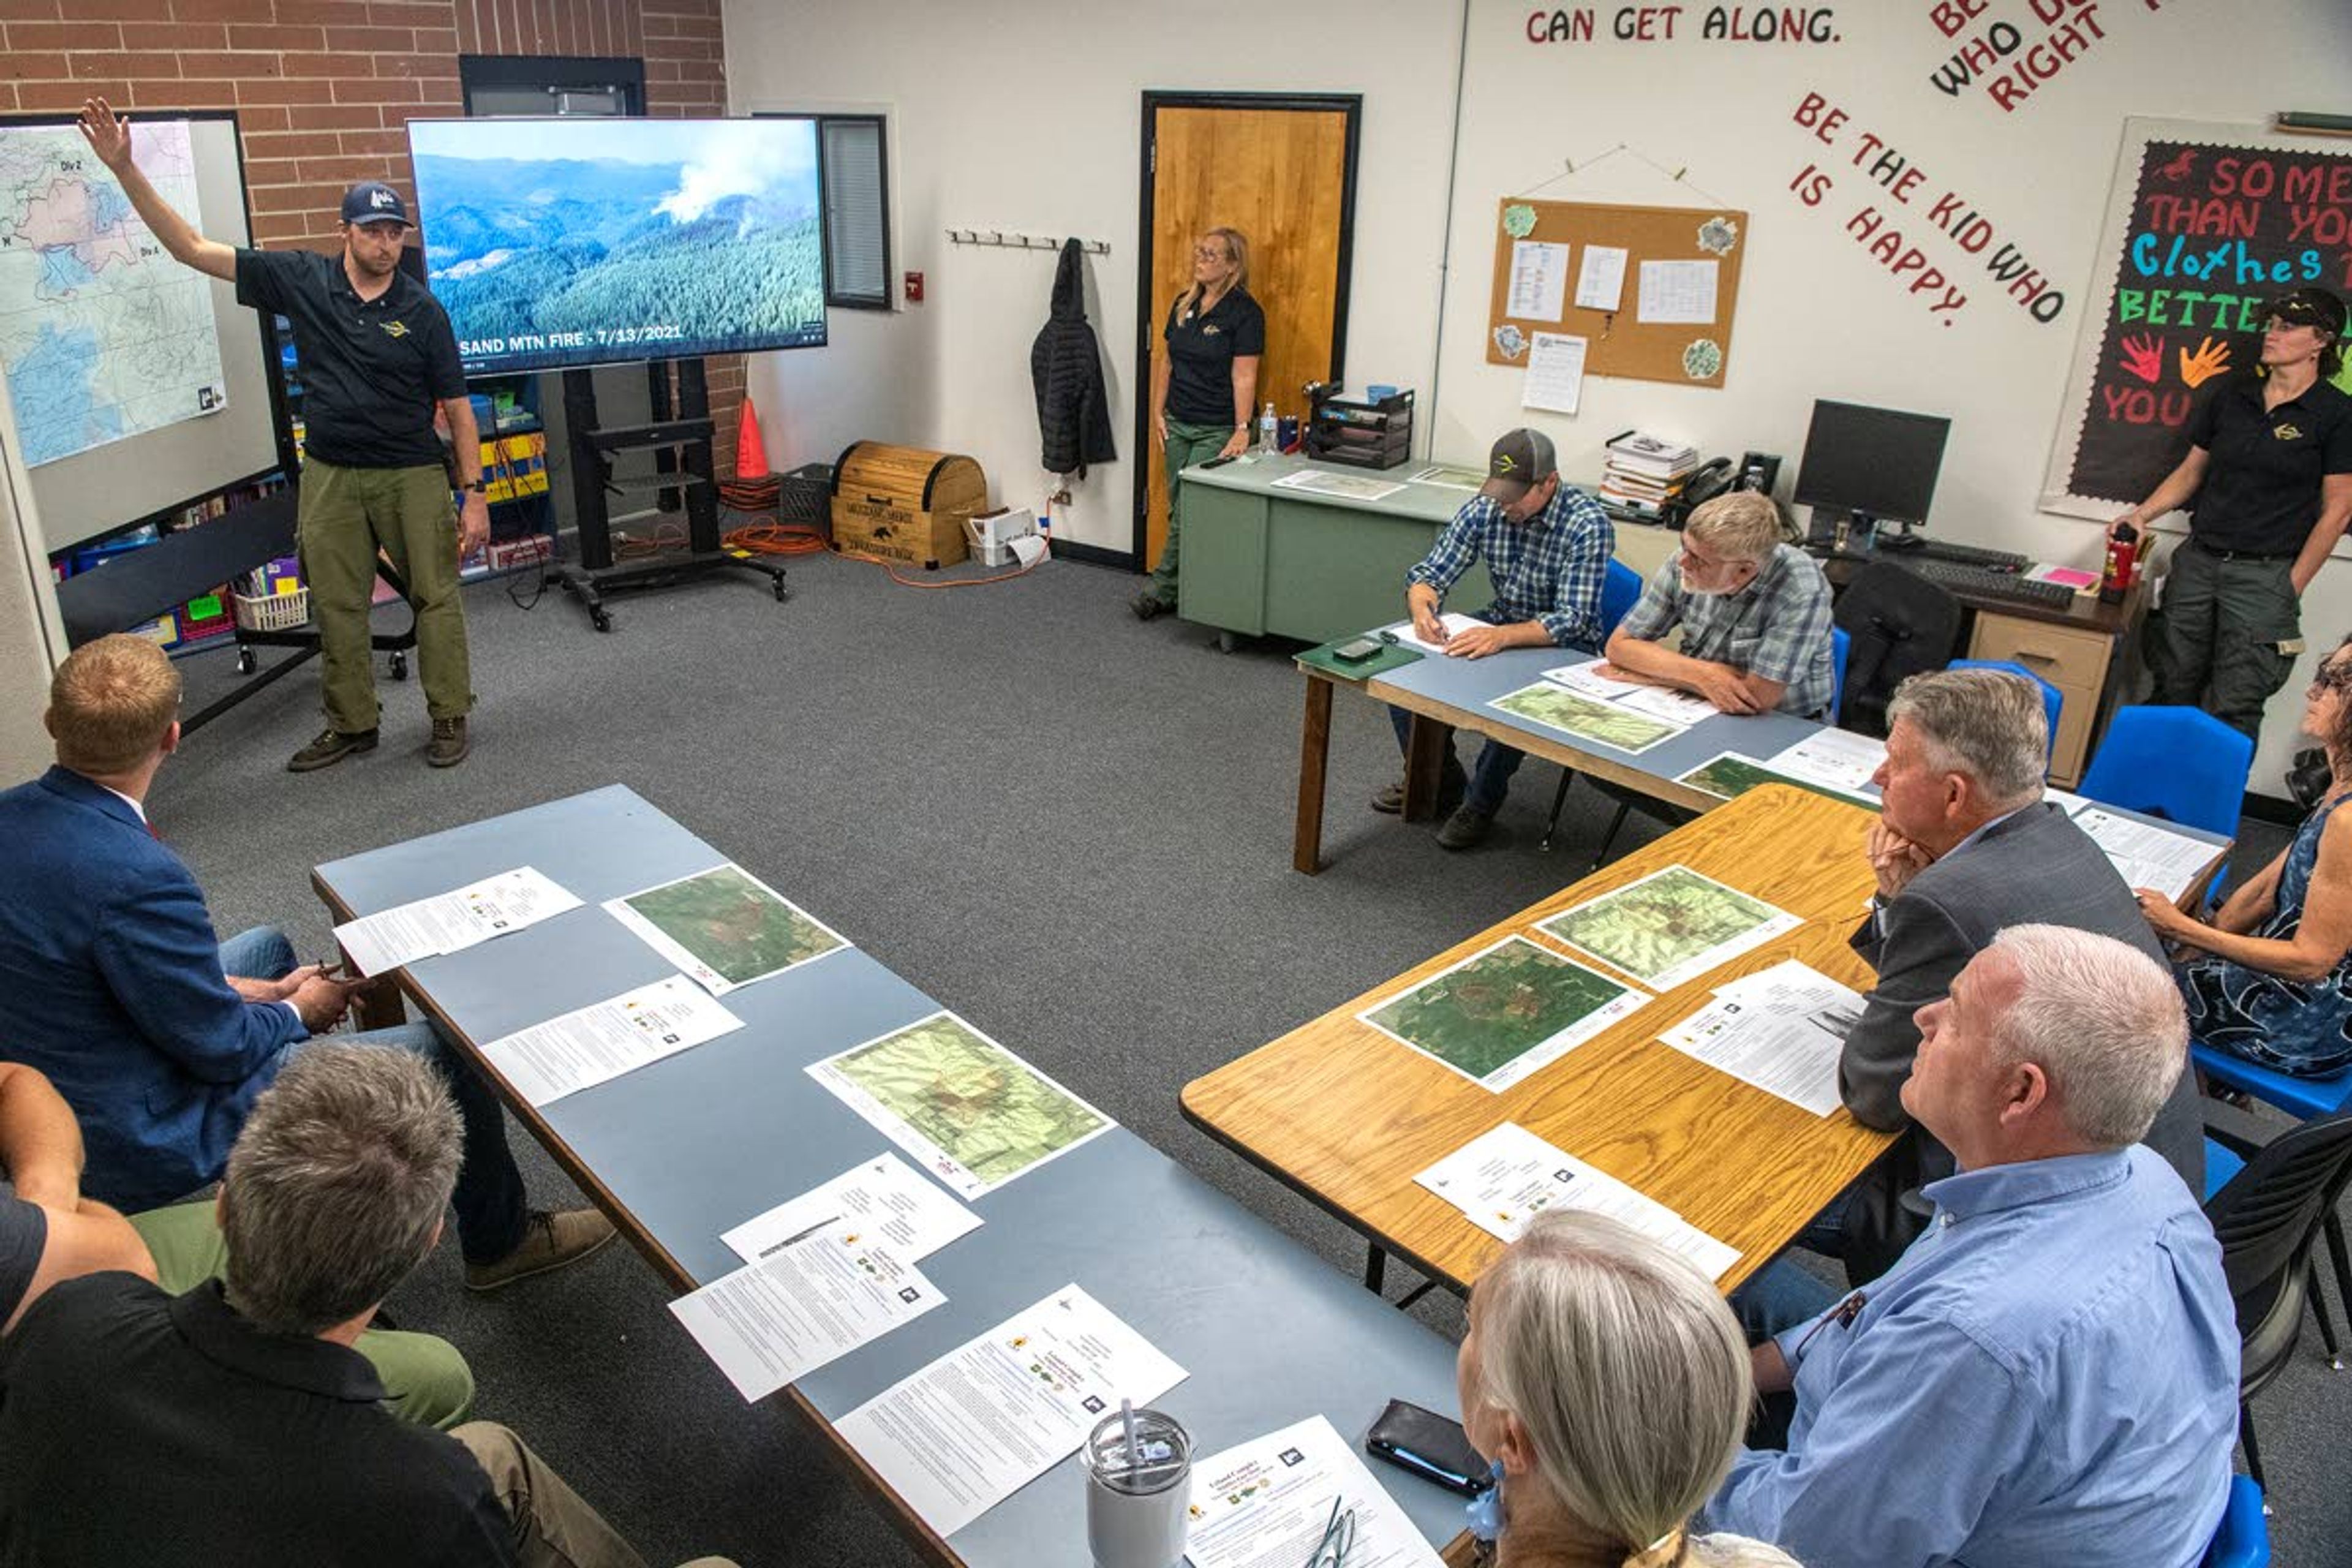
[1,0,745,475]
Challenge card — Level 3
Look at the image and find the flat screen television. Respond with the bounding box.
[407,116,827,375]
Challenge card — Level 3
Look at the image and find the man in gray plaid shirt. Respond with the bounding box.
[1381,428,1614,850]
[1605,491,1836,720]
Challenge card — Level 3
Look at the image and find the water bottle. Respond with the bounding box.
[1258,401,1278,453]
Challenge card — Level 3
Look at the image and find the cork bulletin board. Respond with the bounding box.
[1483,197,1749,388]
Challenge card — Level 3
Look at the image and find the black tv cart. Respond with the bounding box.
[547,358,790,633]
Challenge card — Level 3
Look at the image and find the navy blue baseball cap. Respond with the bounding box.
[340,181,410,227]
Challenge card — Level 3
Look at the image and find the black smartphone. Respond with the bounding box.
[1198,454,1238,469]
[1331,636,1383,662]
[1365,1399,1493,1497]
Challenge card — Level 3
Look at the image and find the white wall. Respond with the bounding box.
[723,0,1465,556]
[724,0,2352,788]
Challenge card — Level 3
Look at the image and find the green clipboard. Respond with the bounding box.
[1297,635,1425,682]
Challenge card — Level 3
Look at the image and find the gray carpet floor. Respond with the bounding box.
[150,550,2342,1566]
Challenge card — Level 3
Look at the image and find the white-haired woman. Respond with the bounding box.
[1457,1210,1801,1568]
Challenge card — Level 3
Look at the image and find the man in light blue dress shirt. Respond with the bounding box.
[1702,924,2238,1567]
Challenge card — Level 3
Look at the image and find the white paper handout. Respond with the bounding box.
[668,1231,943,1403]
[333,866,582,978]
[722,1153,981,1267]
[835,1284,1188,1537]
[1764,729,1889,793]
[1185,1415,1444,1568]
[1575,244,1629,312]
[1385,612,1488,654]
[2074,807,2219,901]
[1521,331,1587,415]
[480,974,744,1107]
[1636,258,1719,324]
[1415,1123,1738,1281]
[2043,787,2092,817]
[1544,661,1719,725]
[1507,239,1570,321]
[1657,959,1860,1117]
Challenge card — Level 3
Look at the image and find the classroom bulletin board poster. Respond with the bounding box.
[2045,118,2352,518]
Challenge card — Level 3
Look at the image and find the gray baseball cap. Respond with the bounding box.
[1480,428,1558,502]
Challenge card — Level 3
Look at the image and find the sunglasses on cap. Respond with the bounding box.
[2267,290,2344,336]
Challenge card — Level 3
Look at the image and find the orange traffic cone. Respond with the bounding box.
[735,398,771,480]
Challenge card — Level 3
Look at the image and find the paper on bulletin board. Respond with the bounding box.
[1575,246,1628,311]
[1522,333,1587,415]
[1638,260,1718,324]
[1507,240,1570,322]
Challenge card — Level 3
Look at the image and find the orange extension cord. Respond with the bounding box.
[622,511,1047,590]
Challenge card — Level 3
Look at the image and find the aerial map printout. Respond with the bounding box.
[1537,865,1803,992]
[0,121,227,466]
[809,1012,1114,1198]
[1358,935,1647,1093]
[604,862,849,996]
[1490,681,1683,754]
[1675,753,1874,808]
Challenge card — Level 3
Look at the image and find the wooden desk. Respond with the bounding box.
[1819,552,2149,786]
[1292,640,1831,873]
[1194,787,1897,1295]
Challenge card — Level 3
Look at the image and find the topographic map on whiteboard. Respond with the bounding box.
[0,121,227,467]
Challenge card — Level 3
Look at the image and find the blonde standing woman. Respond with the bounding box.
[1134,225,1264,619]
[1457,1211,1801,1568]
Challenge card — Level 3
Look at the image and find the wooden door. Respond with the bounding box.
[1137,96,1357,568]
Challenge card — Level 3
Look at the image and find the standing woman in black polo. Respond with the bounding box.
[2120,287,2352,744]
[1133,227,1264,619]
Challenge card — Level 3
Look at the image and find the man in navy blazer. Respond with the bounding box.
[0,636,611,1293]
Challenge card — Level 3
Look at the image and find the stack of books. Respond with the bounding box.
[1599,432,1700,518]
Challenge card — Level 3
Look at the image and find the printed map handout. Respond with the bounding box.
[808,1011,1114,1197]
[605,862,849,995]
[0,121,227,466]
[1359,934,1647,1092]
[1538,865,1802,991]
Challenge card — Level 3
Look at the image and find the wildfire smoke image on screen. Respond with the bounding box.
[409,117,826,374]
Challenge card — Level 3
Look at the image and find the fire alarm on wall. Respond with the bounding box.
[904,271,924,303]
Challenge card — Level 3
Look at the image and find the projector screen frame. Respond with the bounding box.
[407,114,831,379]
[2,108,296,556]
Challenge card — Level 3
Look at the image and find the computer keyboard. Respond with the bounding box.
[1912,538,2030,571]
[1904,558,2079,609]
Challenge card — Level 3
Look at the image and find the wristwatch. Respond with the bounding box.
[462,480,488,494]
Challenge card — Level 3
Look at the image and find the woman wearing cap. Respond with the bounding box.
[1134,227,1264,620]
[2117,287,2352,744]
[1455,1210,1801,1568]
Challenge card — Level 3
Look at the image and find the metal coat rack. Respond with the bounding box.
[945,228,1110,254]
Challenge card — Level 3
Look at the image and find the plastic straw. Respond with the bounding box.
[1121,1399,1140,1468]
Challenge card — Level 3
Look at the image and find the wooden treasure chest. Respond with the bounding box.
[829,442,987,568]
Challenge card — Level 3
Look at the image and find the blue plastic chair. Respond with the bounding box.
[2203,1475,2271,1566]
[1831,625,1850,725]
[2079,706,2253,839]
[2204,1136,2248,1202]
[1600,559,1643,638]
[1945,658,2061,763]
[2196,1043,2352,1124]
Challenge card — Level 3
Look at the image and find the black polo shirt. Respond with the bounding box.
[2186,374,2352,555]
[235,247,467,471]
[0,1275,514,1567]
[1163,285,1265,426]
[0,1197,43,1325]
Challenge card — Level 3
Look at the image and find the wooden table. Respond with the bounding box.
[1196,786,1898,1295]
[1292,640,1831,874]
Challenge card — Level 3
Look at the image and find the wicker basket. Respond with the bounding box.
[233,587,311,632]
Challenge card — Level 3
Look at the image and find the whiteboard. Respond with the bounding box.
[3,111,285,553]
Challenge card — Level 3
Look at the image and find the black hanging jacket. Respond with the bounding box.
[1031,239,1117,478]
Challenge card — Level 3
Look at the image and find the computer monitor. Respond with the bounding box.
[1792,399,1951,541]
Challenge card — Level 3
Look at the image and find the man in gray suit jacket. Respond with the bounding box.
[1836,668,2205,1282]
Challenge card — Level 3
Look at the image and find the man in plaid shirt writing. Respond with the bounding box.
[1381,428,1614,851]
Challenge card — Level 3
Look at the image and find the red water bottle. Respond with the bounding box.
[2100,521,2139,605]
